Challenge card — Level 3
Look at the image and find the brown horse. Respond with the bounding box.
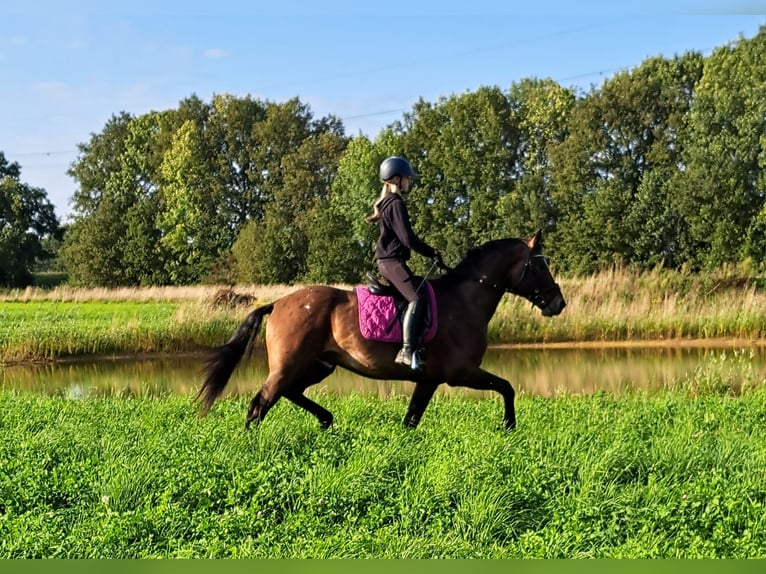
[198,229,566,430]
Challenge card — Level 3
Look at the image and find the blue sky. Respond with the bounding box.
[2,1,764,222]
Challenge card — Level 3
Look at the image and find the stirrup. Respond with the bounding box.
[395,346,425,371]
[395,346,413,367]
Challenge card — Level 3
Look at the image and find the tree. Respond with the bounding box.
[500,78,575,237]
[320,136,385,280]
[64,94,348,286]
[549,52,703,272]
[0,152,60,287]
[399,87,518,266]
[62,110,177,286]
[158,119,230,284]
[676,28,766,268]
[228,99,348,284]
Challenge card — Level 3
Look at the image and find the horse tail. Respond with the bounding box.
[197,303,274,415]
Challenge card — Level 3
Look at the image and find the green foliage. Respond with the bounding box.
[0,152,61,287]
[625,169,681,268]
[158,120,227,284]
[232,210,307,285]
[31,272,68,288]
[63,96,348,287]
[678,32,766,269]
[327,136,380,256]
[399,87,519,263]
[549,52,703,272]
[62,111,172,286]
[303,201,369,284]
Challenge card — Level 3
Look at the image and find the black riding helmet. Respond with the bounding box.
[379,156,416,181]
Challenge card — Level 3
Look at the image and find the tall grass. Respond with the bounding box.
[0,301,237,362]
[1,382,765,558]
[2,267,766,362]
[491,266,766,343]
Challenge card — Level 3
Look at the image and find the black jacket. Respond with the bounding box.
[374,193,436,261]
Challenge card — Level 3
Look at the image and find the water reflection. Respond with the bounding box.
[2,346,765,399]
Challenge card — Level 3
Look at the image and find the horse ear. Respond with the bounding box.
[526,229,543,250]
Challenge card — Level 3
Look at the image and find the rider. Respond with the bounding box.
[365,156,445,370]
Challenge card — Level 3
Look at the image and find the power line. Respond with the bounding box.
[340,109,407,120]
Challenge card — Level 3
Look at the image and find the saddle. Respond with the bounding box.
[365,272,398,297]
[356,273,438,343]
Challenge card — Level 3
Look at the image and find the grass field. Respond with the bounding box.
[1,383,765,558]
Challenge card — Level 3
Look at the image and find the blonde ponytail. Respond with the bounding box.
[365,183,393,224]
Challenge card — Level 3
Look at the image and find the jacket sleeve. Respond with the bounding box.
[389,199,437,258]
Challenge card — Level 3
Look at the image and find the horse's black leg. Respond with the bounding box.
[284,361,336,429]
[403,382,439,428]
[285,393,334,430]
[245,387,279,430]
[245,361,335,430]
[447,368,516,430]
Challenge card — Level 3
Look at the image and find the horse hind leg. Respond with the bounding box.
[285,361,336,429]
[286,393,334,430]
[245,371,287,429]
[245,361,336,430]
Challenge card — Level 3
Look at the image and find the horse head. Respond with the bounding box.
[506,230,566,317]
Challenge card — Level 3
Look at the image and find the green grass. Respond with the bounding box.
[1,386,765,558]
[0,301,239,362]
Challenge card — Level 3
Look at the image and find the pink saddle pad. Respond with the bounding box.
[356,282,438,343]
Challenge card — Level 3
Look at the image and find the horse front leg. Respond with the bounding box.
[404,382,439,428]
[447,368,516,429]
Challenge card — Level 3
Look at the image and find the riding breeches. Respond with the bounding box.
[377,259,426,303]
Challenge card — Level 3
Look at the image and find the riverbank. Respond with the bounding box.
[502,338,766,350]
[2,268,766,363]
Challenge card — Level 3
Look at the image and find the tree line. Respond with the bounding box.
[2,27,766,288]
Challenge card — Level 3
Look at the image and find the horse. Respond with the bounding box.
[197,229,566,430]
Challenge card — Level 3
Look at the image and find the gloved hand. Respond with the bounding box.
[433,251,449,272]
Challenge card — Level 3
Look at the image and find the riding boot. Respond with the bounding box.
[395,299,426,370]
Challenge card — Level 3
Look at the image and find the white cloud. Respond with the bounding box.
[204,48,228,59]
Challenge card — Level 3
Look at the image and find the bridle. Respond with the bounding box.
[477,254,559,308]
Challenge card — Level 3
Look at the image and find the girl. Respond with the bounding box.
[366,156,444,370]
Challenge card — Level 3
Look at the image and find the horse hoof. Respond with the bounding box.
[244,414,259,430]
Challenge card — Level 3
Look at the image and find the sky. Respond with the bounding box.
[2,1,765,223]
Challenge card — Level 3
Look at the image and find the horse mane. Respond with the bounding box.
[431,238,527,289]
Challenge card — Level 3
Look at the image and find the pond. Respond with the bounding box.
[2,345,764,399]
